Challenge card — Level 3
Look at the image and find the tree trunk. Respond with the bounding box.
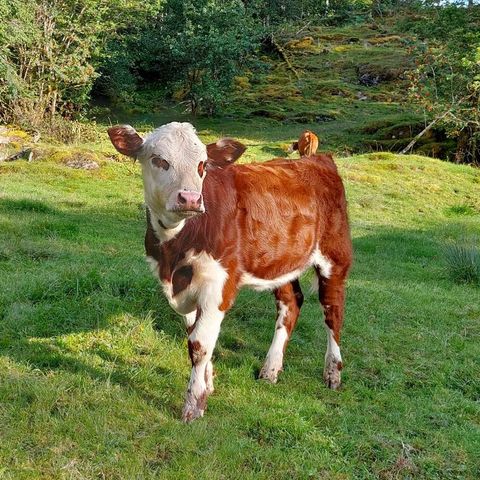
[50,90,57,118]
[455,130,469,164]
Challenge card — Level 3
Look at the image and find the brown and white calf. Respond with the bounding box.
[108,122,352,422]
[289,129,319,157]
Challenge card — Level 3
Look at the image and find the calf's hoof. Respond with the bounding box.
[258,364,281,384]
[182,391,207,423]
[323,359,342,390]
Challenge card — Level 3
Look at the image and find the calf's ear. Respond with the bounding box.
[206,138,246,167]
[108,125,144,158]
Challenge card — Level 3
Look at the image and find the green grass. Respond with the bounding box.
[1,148,479,479]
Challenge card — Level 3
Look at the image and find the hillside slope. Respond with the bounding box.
[91,20,452,164]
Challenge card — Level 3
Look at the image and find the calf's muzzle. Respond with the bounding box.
[176,190,204,213]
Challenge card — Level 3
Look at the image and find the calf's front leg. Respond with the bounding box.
[182,307,224,422]
[184,310,215,395]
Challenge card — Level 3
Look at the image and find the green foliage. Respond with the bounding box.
[94,0,164,104]
[154,0,262,115]
[406,4,480,164]
[0,0,111,125]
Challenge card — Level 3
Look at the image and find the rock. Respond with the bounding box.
[50,149,103,169]
[65,158,99,170]
[0,126,34,162]
[357,63,404,86]
[359,73,380,87]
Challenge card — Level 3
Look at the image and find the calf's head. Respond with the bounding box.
[108,122,245,225]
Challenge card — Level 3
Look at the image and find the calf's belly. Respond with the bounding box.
[240,247,332,291]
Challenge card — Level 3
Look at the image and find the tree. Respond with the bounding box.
[154,0,262,115]
[407,4,480,164]
[0,0,111,124]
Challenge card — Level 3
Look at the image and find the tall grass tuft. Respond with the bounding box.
[444,240,480,285]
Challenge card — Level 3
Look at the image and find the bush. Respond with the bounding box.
[155,0,263,115]
[0,0,108,126]
[444,241,480,285]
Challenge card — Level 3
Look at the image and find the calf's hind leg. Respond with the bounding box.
[315,266,349,390]
[259,279,303,383]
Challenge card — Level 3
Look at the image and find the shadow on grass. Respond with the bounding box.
[260,145,287,157]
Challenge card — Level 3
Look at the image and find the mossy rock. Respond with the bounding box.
[368,35,403,45]
[49,149,106,168]
[333,45,355,53]
[285,36,315,50]
[5,127,30,140]
[357,63,405,86]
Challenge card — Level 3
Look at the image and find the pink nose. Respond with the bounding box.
[177,191,203,211]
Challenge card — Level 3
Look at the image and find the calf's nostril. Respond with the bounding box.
[178,192,187,204]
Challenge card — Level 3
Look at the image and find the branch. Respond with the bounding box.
[400,96,470,155]
[270,35,300,80]
[294,21,312,37]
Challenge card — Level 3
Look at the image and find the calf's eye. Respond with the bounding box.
[198,161,205,177]
[152,157,170,170]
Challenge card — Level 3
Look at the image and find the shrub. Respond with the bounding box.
[444,241,480,285]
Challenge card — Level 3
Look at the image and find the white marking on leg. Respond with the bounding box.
[184,311,196,330]
[205,360,214,395]
[260,301,289,383]
[183,308,224,422]
[182,255,228,421]
[324,323,342,389]
[325,326,342,365]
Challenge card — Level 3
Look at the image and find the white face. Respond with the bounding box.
[108,122,246,228]
[138,122,208,223]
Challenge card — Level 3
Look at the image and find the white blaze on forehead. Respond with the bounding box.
[141,122,207,165]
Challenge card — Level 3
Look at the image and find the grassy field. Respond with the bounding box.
[1,137,479,478]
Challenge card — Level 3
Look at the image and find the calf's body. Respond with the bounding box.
[109,122,352,422]
[289,129,319,157]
